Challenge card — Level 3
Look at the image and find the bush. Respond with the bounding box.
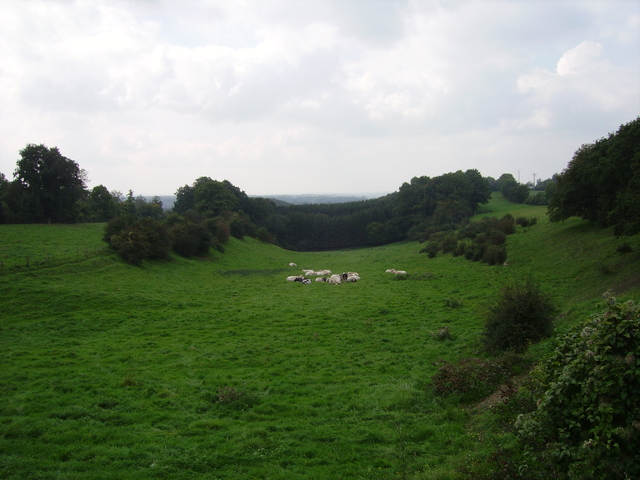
[431,326,452,341]
[617,242,633,254]
[169,221,212,257]
[421,241,440,258]
[482,244,507,265]
[515,216,538,228]
[443,297,463,308]
[495,215,516,235]
[255,227,277,244]
[441,235,458,253]
[482,276,555,353]
[103,215,171,265]
[431,358,508,403]
[515,292,640,479]
[202,217,230,244]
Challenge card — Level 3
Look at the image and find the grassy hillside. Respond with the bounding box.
[1,198,638,479]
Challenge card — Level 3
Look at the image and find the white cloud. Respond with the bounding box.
[0,0,638,196]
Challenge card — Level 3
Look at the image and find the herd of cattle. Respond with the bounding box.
[286,262,407,285]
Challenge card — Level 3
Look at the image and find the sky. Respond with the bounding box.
[0,0,638,197]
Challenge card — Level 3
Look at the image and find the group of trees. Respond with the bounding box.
[548,116,640,236]
[0,144,165,224]
[266,169,493,251]
[2,116,637,256]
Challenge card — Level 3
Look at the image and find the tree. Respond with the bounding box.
[87,185,119,222]
[13,144,87,223]
[496,173,516,192]
[193,178,238,217]
[464,169,492,214]
[173,184,195,214]
[548,117,640,233]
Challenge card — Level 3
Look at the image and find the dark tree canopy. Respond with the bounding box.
[548,117,640,235]
[13,144,87,223]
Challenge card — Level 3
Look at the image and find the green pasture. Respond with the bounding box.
[1,200,639,479]
[0,223,106,271]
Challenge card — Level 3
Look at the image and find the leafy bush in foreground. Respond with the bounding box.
[482,276,555,353]
[515,292,640,479]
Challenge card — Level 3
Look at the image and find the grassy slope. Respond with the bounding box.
[1,199,639,479]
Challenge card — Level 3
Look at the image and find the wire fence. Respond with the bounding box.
[0,246,115,276]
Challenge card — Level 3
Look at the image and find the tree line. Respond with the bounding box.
[1,116,636,260]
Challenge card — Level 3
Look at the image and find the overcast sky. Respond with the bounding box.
[1,0,638,197]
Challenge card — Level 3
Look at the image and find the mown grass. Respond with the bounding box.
[1,197,639,479]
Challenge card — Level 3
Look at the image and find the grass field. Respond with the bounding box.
[1,197,639,479]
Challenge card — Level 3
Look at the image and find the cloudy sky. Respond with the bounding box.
[1,0,638,197]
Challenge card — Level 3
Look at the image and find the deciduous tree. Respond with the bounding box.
[13,144,87,222]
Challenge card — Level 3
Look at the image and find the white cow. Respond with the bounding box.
[286,275,303,281]
[289,262,297,267]
[327,274,342,285]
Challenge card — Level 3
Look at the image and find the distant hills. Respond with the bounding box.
[147,193,389,210]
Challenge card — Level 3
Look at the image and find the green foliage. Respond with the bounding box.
[515,292,640,479]
[202,216,231,244]
[548,117,640,235]
[11,144,87,223]
[482,244,507,265]
[85,185,119,222]
[617,242,633,254]
[431,358,508,403]
[255,227,276,244]
[515,216,538,227]
[104,216,172,265]
[483,276,555,353]
[525,192,547,206]
[167,218,212,257]
[423,214,518,266]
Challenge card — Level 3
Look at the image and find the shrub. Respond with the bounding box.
[108,228,150,266]
[441,235,458,253]
[169,221,212,257]
[255,227,277,244]
[431,358,508,403]
[443,297,463,308]
[103,215,171,265]
[421,241,440,258]
[482,276,555,353]
[464,243,477,260]
[452,240,467,257]
[515,292,640,480]
[482,244,507,265]
[202,217,230,244]
[516,216,538,228]
[617,242,633,254]
[431,326,452,341]
[496,215,516,235]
